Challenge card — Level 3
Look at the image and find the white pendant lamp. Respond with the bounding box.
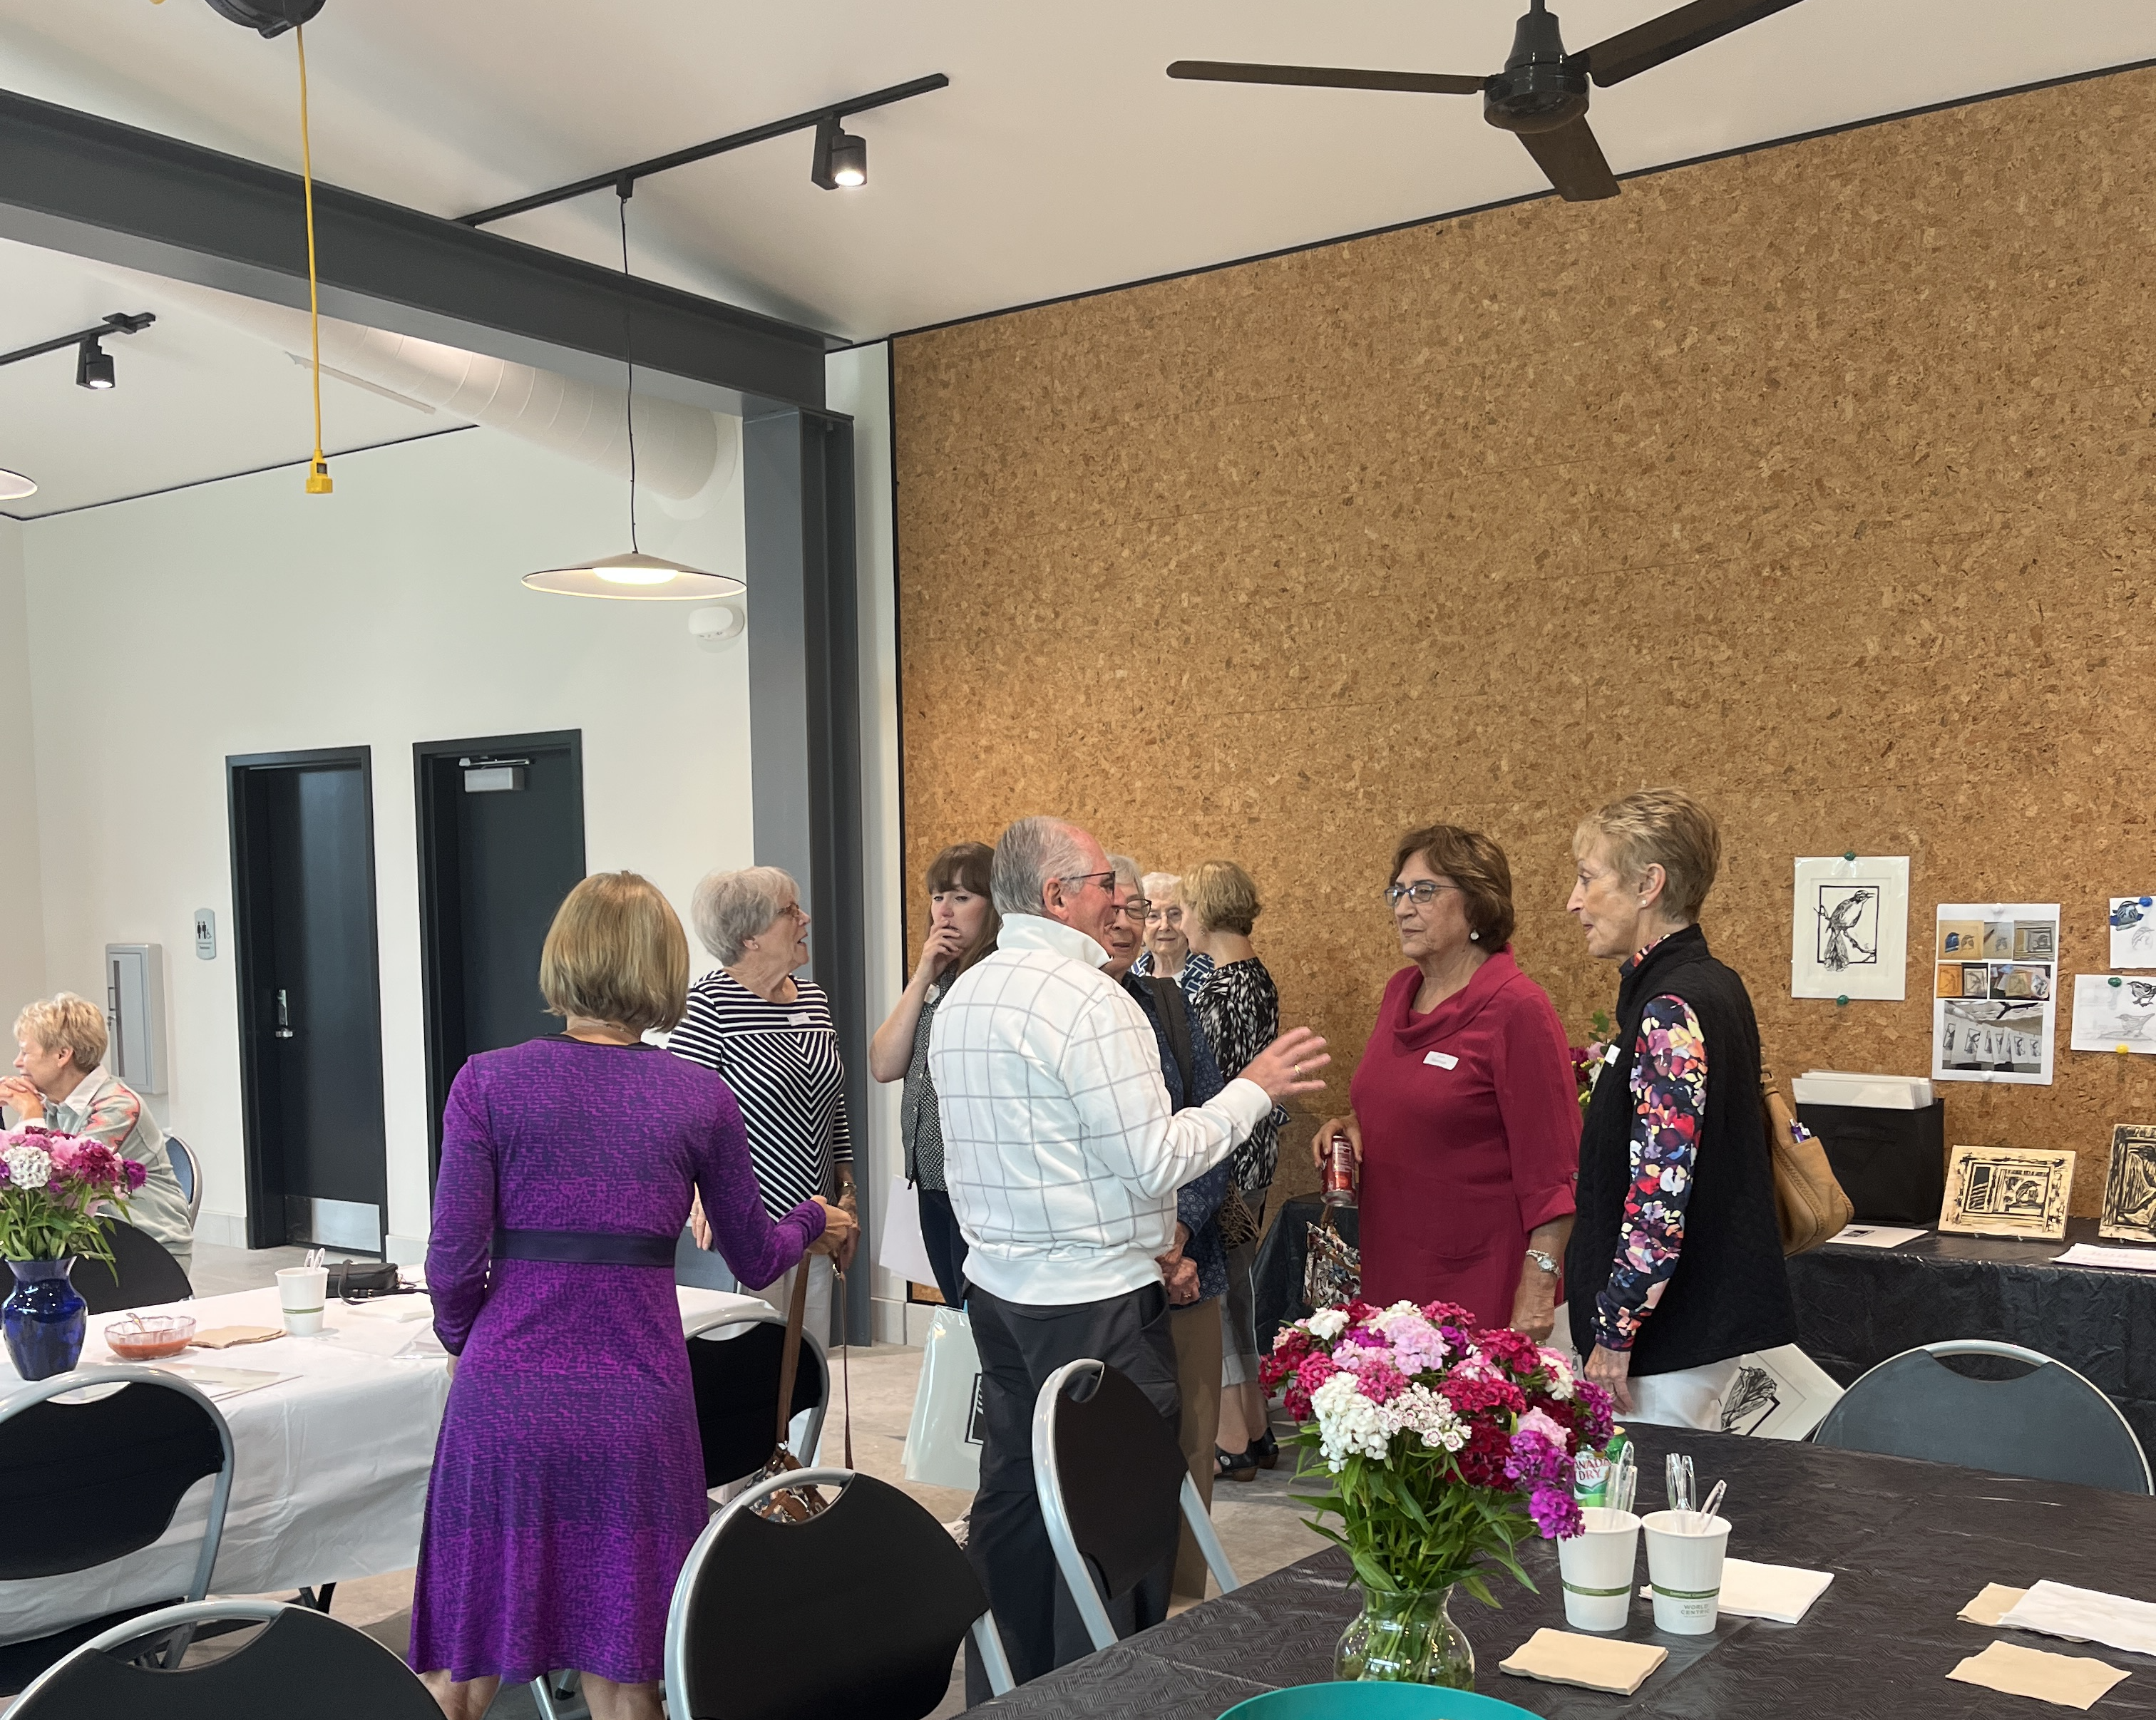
[0,469,34,502]
[523,188,744,602]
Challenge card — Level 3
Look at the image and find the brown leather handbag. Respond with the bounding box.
[1760,1061,1854,1255]
[746,1262,853,1523]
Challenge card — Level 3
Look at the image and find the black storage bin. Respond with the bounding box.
[1796,1097,1946,1226]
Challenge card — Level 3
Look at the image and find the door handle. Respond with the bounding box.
[274,989,294,1039]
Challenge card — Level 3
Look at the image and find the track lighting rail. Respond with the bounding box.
[0,311,155,371]
[456,72,949,227]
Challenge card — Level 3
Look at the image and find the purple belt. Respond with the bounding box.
[493,1227,675,1267]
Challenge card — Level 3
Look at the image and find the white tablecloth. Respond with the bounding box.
[0,1282,763,1646]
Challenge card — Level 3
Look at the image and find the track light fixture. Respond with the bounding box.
[0,311,154,393]
[76,339,115,391]
[811,117,867,190]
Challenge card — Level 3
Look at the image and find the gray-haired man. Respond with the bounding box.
[930,815,1328,1692]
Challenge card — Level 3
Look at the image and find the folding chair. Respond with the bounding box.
[664,1467,1012,1720]
[0,1366,235,1693]
[163,1134,205,1227]
[6,1599,438,1718]
[71,1220,194,1316]
[1033,1357,1240,1652]
[1814,1338,2152,1494]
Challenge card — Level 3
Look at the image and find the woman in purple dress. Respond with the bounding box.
[412,872,857,1720]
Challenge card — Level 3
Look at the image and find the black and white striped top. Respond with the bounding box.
[669,968,853,1220]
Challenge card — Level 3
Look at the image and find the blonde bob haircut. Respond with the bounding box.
[15,993,108,1073]
[538,871,689,1034]
[1184,859,1263,937]
[1574,788,1723,924]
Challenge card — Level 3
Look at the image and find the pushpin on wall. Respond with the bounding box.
[1844,850,1857,863]
[2113,977,2125,988]
[2121,1044,2133,1057]
[1836,994,1849,1008]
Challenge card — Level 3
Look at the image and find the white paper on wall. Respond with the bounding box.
[2069,974,2156,1056]
[2111,897,2156,969]
[1792,856,1910,1000]
[1931,902,2058,1086]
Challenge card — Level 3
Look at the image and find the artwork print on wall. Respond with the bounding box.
[2112,897,2156,969]
[2100,1125,2156,1245]
[1938,1144,2075,1241]
[2069,975,2156,1056]
[1791,856,1909,1001]
[1931,903,2058,1086]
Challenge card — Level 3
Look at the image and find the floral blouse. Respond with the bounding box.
[1593,942,1709,1353]
[1195,957,1287,1195]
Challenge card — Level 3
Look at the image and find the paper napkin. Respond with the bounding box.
[1947,1641,2129,1710]
[1963,1585,2033,1627]
[190,1325,283,1349]
[2001,1582,2156,1657]
[1499,1628,1668,1696]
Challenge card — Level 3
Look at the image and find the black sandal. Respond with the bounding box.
[1252,1428,1280,1470]
[1215,1445,1260,1484]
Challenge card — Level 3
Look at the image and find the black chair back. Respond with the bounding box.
[1049,1361,1188,1600]
[0,1375,227,1578]
[687,1316,826,1488]
[1816,1342,2153,1493]
[671,1471,990,1720]
[9,1602,440,1719]
[73,1220,193,1316]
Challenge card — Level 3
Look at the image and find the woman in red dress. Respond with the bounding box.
[1311,826,1579,1336]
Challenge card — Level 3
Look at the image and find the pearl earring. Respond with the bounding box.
[1469,930,1480,942]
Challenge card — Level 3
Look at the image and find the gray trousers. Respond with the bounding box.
[964,1281,1179,1700]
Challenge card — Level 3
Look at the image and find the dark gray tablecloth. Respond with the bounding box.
[1788,1216,2156,1452]
[975,1424,2156,1717]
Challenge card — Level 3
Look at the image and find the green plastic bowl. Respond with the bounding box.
[1219,1685,1539,1720]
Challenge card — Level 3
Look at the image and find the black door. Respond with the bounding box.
[229,748,389,1252]
[415,731,585,1176]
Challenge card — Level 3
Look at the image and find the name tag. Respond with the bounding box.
[1423,1051,1459,1071]
[1603,1044,1621,1067]
[789,1013,813,1029]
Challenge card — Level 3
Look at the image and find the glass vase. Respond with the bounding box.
[4,1258,88,1381]
[1335,1581,1475,1688]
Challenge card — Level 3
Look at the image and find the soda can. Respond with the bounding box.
[1323,1134,1357,1207]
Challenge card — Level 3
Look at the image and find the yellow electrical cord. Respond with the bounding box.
[297,21,331,495]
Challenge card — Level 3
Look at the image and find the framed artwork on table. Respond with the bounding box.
[1938,1144,2075,1242]
[2100,1126,2156,1245]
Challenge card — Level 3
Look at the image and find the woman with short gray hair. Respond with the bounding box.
[671,865,857,1339]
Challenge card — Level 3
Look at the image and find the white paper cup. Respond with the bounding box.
[1643,1510,1732,1634]
[277,1266,329,1337]
[1559,1506,1641,1632]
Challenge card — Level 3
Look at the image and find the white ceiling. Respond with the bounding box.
[4,1,2155,512]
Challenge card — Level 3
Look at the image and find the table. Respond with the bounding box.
[0,1281,761,1647]
[1790,1217,2156,1453]
[977,1424,2156,1717]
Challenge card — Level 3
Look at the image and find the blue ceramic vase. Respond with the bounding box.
[3,1259,88,1381]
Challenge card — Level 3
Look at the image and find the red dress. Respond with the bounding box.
[1348,950,1581,1327]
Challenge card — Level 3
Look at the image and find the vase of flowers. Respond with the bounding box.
[1,1129,145,1381]
[1262,1298,1615,1689]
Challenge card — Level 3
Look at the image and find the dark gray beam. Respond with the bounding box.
[0,86,833,416]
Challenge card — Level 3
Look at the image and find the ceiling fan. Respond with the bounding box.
[1169,0,1808,202]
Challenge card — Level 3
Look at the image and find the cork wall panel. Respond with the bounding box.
[893,70,2156,1217]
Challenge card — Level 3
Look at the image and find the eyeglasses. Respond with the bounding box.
[779,902,809,922]
[1058,870,1115,895]
[1385,881,1464,908]
[1115,898,1152,922]
[1144,906,1183,925]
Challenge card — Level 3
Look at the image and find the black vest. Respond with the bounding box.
[1565,924,1797,1377]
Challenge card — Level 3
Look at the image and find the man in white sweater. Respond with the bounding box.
[931,815,1326,1693]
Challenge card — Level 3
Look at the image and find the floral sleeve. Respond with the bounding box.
[1593,994,1707,1353]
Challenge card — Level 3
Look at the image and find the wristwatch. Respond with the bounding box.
[1524,1249,1559,1277]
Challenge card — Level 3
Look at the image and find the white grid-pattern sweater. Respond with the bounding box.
[929,914,1272,1305]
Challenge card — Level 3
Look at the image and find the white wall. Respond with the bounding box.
[19,427,751,1256]
[826,344,913,1344]
[0,517,46,1011]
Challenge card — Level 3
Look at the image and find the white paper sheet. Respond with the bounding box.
[2112,897,2156,969]
[1931,902,2058,1086]
[878,1174,939,1289]
[2055,1243,2156,1273]
[1792,857,1910,1000]
[1827,1225,1928,1250]
[2070,973,2156,1055]
[2001,1580,2156,1657]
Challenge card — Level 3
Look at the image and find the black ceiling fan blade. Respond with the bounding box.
[1166,61,1487,96]
[1583,0,1808,87]
[1516,115,1620,201]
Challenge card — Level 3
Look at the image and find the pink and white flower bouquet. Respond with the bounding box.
[1262,1298,1614,1610]
[0,1128,145,1266]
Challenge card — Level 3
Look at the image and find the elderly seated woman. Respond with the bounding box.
[1,993,192,1269]
[669,865,858,1339]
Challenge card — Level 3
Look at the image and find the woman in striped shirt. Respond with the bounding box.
[671,866,856,1341]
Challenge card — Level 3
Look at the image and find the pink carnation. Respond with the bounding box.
[1355,1359,1410,1405]
[1377,1310,1449,1374]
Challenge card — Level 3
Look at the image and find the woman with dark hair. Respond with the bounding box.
[1310,825,1578,1335]
[870,840,1000,1307]
[1566,788,1795,1429]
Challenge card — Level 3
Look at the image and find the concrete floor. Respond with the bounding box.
[180,1242,1332,1716]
